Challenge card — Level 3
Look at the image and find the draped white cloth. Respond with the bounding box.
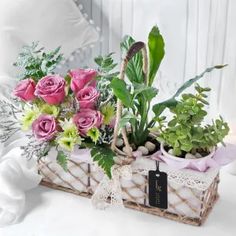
[0,146,41,227]
[0,82,41,227]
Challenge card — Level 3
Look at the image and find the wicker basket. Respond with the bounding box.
[38,41,219,226]
[38,156,219,226]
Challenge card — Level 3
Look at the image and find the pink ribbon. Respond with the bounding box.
[151,144,236,172]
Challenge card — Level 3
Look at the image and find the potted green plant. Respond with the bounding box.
[110,26,227,161]
[155,83,229,171]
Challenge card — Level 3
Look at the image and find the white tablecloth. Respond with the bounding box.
[0,169,235,236]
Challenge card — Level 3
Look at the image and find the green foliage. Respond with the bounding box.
[110,78,133,107]
[112,28,164,146]
[156,84,229,156]
[57,151,68,171]
[95,53,119,79]
[14,42,63,81]
[110,76,158,145]
[120,36,144,83]
[153,64,228,117]
[148,26,165,86]
[95,53,118,106]
[90,146,115,179]
[119,112,137,129]
[115,26,226,147]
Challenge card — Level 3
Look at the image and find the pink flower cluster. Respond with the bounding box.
[14,69,104,141]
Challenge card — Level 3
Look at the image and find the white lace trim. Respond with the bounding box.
[69,150,219,191]
[91,165,132,209]
[131,157,219,191]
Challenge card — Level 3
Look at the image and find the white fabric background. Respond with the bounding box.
[0,0,99,80]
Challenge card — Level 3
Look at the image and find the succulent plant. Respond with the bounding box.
[156,84,229,157]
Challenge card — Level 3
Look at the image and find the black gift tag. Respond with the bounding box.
[148,161,168,209]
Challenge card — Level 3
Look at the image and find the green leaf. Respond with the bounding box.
[133,83,158,101]
[110,78,133,107]
[90,146,115,179]
[120,35,144,83]
[119,112,137,129]
[148,25,165,86]
[94,55,103,66]
[173,65,227,98]
[153,98,178,117]
[153,65,227,117]
[168,119,177,127]
[57,151,68,171]
[14,42,64,80]
[95,53,117,73]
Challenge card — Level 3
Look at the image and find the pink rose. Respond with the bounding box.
[73,109,103,136]
[13,79,36,101]
[76,86,99,109]
[32,115,57,141]
[35,75,66,105]
[69,68,97,93]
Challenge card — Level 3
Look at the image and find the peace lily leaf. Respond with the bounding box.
[120,35,144,83]
[148,25,165,86]
[133,83,158,101]
[153,65,227,117]
[90,146,115,179]
[57,151,68,171]
[110,78,133,107]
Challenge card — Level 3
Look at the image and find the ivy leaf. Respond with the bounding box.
[110,78,133,107]
[90,146,115,179]
[120,35,144,83]
[57,151,68,172]
[153,65,228,117]
[148,25,165,86]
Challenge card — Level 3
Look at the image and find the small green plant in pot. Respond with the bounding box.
[156,83,229,163]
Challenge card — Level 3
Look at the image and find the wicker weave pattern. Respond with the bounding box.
[38,158,219,226]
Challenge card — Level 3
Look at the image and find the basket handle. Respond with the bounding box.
[111,41,148,158]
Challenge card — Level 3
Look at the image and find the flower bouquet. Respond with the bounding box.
[0,26,233,226]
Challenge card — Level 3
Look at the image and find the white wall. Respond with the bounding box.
[78,0,236,130]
